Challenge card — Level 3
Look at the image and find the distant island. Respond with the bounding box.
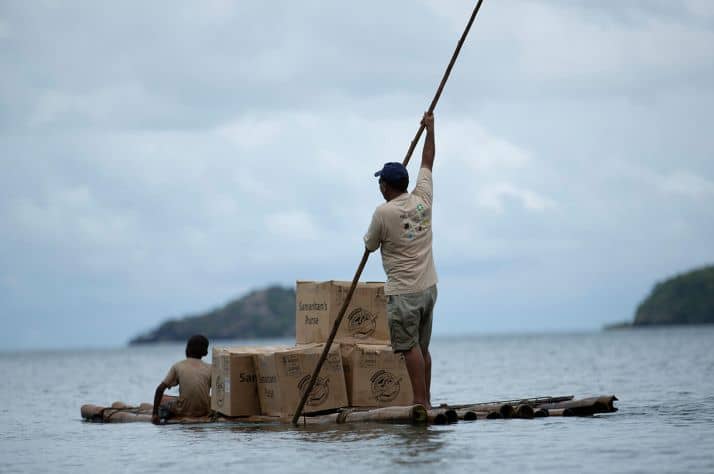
[606,265,714,329]
[130,286,295,344]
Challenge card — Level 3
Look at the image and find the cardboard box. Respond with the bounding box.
[254,344,348,417]
[296,280,389,345]
[211,346,287,416]
[341,344,413,408]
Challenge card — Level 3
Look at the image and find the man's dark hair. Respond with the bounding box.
[382,177,409,193]
[186,334,209,359]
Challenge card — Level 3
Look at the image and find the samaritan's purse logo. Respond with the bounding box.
[370,370,401,402]
[298,375,330,406]
[347,308,377,338]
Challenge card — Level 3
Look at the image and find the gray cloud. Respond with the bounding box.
[1,0,713,349]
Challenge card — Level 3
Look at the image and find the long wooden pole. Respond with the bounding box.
[292,0,486,426]
[402,0,485,168]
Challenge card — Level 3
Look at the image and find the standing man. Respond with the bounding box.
[364,111,437,409]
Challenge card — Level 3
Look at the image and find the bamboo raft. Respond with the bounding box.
[81,394,617,426]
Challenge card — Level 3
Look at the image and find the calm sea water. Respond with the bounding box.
[1,327,713,473]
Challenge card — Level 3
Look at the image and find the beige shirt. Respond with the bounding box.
[162,358,212,417]
[364,167,438,295]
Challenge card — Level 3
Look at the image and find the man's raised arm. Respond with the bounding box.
[420,112,435,171]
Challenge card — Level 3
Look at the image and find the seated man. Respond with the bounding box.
[152,334,212,424]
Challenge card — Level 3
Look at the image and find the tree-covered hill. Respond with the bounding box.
[129,286,295,344]
[634,265,714,326]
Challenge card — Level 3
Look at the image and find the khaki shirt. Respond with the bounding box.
[162,358,212,417]
[364,167,438,295]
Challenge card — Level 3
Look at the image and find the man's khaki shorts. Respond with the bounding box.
[387,285,437,352]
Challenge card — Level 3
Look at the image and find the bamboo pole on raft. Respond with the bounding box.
[291,0,487,427]
[81,395,615,424]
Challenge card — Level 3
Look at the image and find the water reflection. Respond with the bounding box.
[176,418,450,460]
[389,425,451,466]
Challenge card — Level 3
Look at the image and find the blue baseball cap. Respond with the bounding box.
[374,162,408,184]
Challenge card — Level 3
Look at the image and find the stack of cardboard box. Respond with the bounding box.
[295,281,412,408]
[211,345,287,416]
[211,280,412,417]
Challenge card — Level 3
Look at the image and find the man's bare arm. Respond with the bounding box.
[420,112,435,171]
[152,382,168,424]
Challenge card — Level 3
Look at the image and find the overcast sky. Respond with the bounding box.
[1,0,713,351]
